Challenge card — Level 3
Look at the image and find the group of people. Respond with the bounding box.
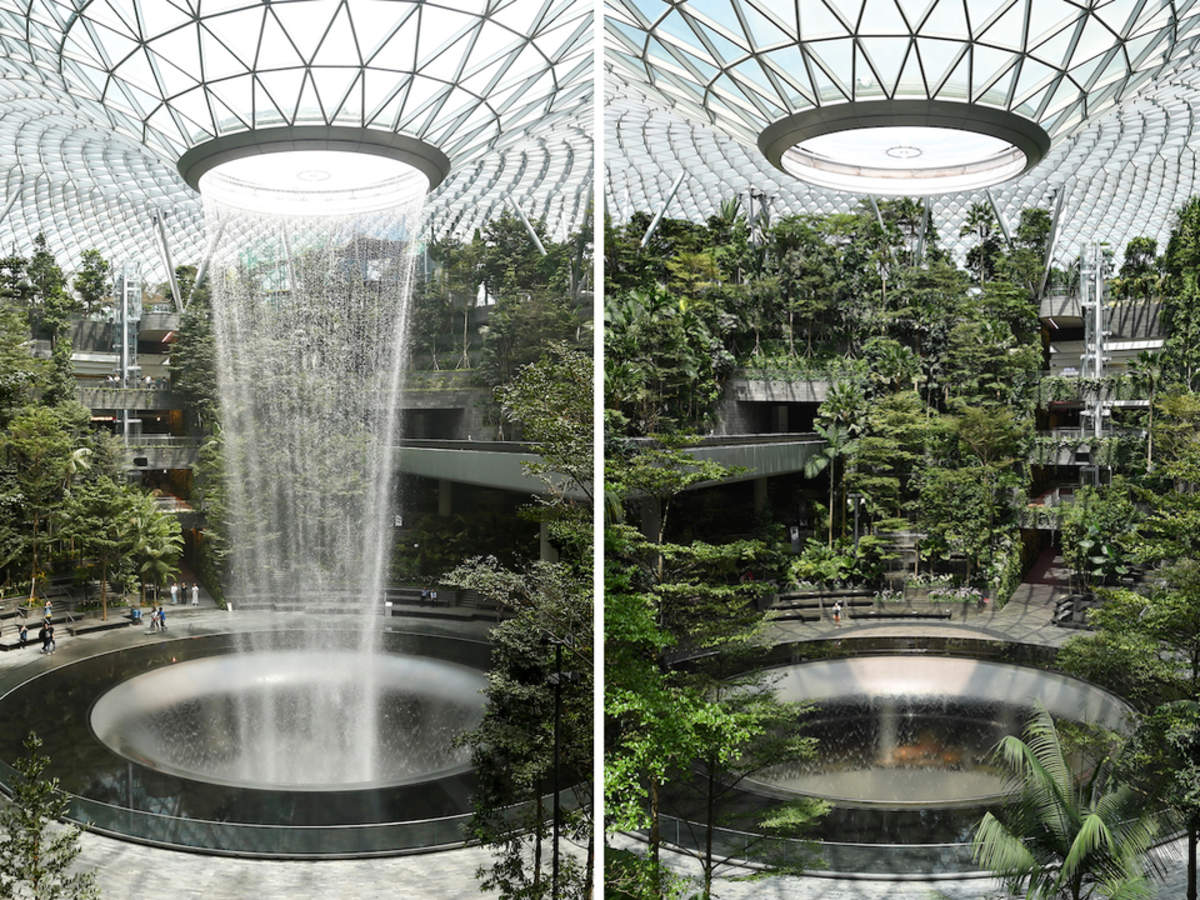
[15,613,55,654]
[147,605,168,632]
[103,373,169,389]
[168,582,200,606]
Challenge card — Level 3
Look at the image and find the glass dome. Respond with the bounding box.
[608,0,1200,194]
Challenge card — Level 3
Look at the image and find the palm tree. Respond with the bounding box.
[130,492,183,606]
[804,423,857,547]
[973,706,1161,900]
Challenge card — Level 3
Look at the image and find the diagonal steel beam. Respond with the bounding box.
[640,172,686,248]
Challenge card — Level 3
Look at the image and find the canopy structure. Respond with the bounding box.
[607,0,1200,264]
[0,0,592,277]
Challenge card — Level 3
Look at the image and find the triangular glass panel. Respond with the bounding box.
[371,13,419,70]
[915,35,964,86]
[91,22,139,66]
[1073,14,1118,64]
[738,1,792,47]
[202,8,262,67]
[269,1,333,63]
[257,9,304,70]
[147,26,202,89]
[919,0,969,39]
[977,0,1025,51]
[419,30,473,83]
[256,67,305,121]
[117,45,162,97]
[975,60,1016,105]
[312,3,361,67]
[859,0,909,35]
[799,0,851,39]
[1012,56,1055,101]
[805,47,850,101]
[137,0,192,39]
[1029,21,1077,71]
[313,66,359,118]
[199,25,250,82]
[895,0,931,28]
[354,1,418,64]
[86,0,137,39]
[329,71,363,124]
[251,77,286,126]
[292,69,326,123]
[935,48,970,98]
[972,44,1014,87]
[859,36,910,90]
[893,39,926,96]
[763,45,813,95]
[826,0,865,30]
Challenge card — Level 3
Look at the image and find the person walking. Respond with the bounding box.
[158,606,166,631]
[170,582,179,605]
[190,583,199,607]
[18,623,27,648]
[38,622,48,653]
[46,622,55,653]
[148,607,158,633]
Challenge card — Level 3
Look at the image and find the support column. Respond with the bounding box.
[539,520,559,563]
[437,479,452,517]
[774,404,788,433]
[753,477,769,516]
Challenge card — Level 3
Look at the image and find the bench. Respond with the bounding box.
[69,620,133,637]
[850,610,954,621]
[772,597,875,611]
[767,612,821,623]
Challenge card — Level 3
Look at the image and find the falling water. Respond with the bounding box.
[200,167,426,786]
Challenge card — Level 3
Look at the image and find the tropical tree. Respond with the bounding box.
[803,422,857,546]
[0,732,100,900]
[973,706,1160,900]
[71,250,111,317]
[129,490,183,604]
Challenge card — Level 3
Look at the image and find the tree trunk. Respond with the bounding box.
[1188,820,1197,900]
[100,562,108,622]
[650,777,661,900]
[827,461,835,548]
[459,306,470,369]
[533,790,543,892]
[703,756,716,899]
[28,512,39,601]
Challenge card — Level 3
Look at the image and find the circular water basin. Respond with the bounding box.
[91,649,484,790]
[747,655,1133,809]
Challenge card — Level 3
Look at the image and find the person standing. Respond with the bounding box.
[832,599,843,626]
[170,582,179,605]
[46,622,55,653]
[18,623,27,648]
[190,583,199,607]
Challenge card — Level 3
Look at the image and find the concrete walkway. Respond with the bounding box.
[767,581,1075,649]
[0,602,499,899]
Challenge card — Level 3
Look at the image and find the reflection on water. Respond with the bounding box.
[753,700,1023,804]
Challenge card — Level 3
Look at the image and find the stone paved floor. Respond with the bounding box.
[651,835,1191,899]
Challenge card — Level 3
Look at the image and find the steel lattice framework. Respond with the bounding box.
[0,0,592,278]
[606,0,1200,264]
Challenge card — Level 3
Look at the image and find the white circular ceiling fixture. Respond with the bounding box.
[608,0,1193,194]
